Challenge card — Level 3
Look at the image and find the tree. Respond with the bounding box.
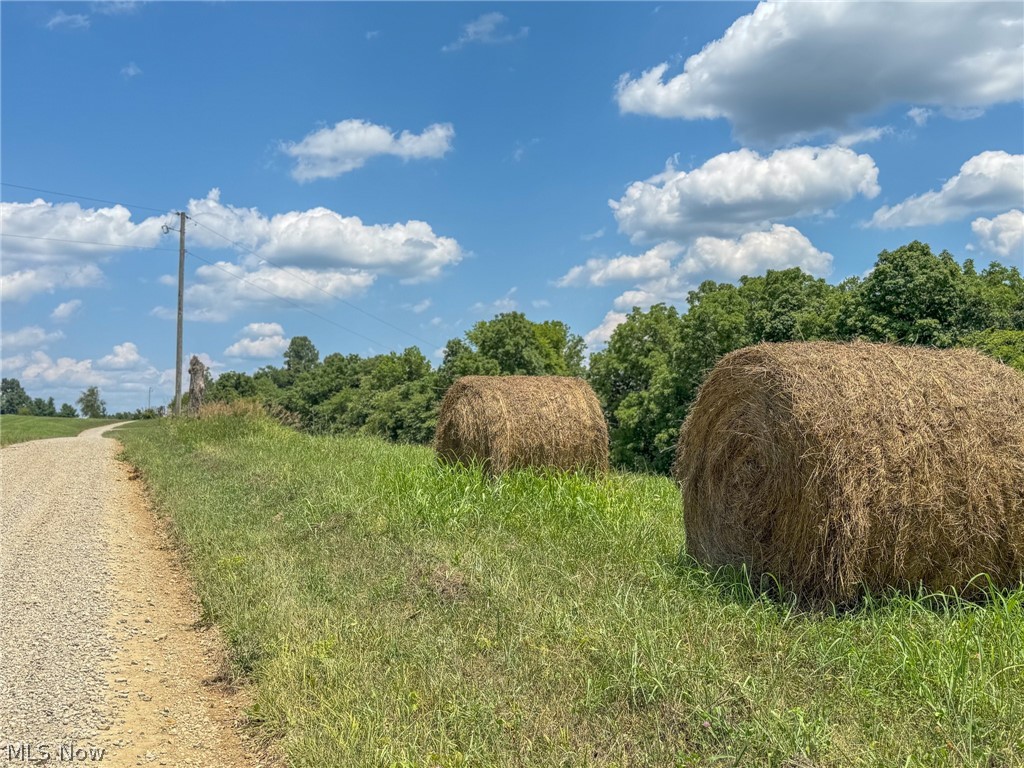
[844,241,970,346]
[0,378,31,415]
[461,312,586,376]
[77,387,107,419]
[589,304,687,472]
[284,336,320,375]
[28,397,57,417]
[58,403,78,418]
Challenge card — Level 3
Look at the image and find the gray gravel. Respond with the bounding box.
[0,424,127,760]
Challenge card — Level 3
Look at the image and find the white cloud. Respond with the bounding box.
[584,311,628,353]
[187,189,462,280]
[224,324,290,359]
[1,264,105,302]
[615,2,1023,144]
[281,119,454,181]
[443,12,528,52]
[972,210,1024,258]
[51,299,83,321]
[581,228,606,242]
[98,342,146,370]
[239,322,284,338]
[557,242,681,287]
[835,126,892,148]
[611,146,879,242]
[46,11,90,30]
[121,61,142,78]
[409,298,432,314]
[471,287,518,314]
[0,198,170,300]
[0,326,64,350]
[870,151,1024,228]
[365,30,379,40]
[0,199,168,264]
[154,262,377,323]
[907,107,932,127]
[560,225,831,321]
[20,351,110,388]
[91,1,139,15]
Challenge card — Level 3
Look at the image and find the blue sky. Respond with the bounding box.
[2,1,1022,412]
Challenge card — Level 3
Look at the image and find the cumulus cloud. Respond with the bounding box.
[471,288,518,314]
[0,326,64,350]
[615,2,1023,144]
[19,351,110,388]
[0,198,170,300]
[611,146,879,242]
[442,12,528,52]
[2,189,460,317]
[556,242,681,287]
[281,119,454,181]
[51,299,83,321]
[98,341,146,369]
[584,311,628,353]
[1,264,106,303]
[408,298,432,314]
[186,189,462,281]
[224,323,290,359]
[46,11,90,30]
[972,209,1024,258]
[870,151,1024,228]
[560,225,832,320]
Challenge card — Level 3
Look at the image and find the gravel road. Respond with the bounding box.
[0,425,261,766]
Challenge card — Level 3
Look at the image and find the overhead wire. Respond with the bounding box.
[0,232,180,252]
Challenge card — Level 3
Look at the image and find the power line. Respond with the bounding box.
[0,232,179,252]
[185,249,387,348]
[0,182,169,214]
[188,215,442,349]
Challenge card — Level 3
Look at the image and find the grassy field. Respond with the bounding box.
[0,414,126,446]
[117,412,1024,768]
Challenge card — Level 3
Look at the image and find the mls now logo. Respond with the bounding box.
[5,742,107,762]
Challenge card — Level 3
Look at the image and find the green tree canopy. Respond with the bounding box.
[1,378,31,415]
[284,336,320,375]
[76,386,107,419]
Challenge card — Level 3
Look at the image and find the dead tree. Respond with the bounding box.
[187,355,207,416]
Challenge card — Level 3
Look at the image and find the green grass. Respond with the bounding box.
[0,414,126,446]
[117,413,1024,768]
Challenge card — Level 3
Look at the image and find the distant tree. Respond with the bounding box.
[76,386,107,419]
[589,304,688,473]
[0,378,31,414]
[29,397,58,417]
[461,312,585,376]
[843,241,971,346]
[207,371,258,403]
[284,336,320,375]
[58,403,78,418]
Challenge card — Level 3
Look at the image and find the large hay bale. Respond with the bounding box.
[674,341,1024,605]
[435,375,609,475]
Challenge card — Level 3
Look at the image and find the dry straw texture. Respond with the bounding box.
[435,376,609,475]
[674,341,1024,605]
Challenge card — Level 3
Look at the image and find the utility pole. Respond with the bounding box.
[173,212,186,416]
[161,212,187,416]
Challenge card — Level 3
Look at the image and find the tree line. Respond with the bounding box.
[202,241,1023,472]
[3,242,1021,471]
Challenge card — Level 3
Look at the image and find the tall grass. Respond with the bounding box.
[118,413,1024,767]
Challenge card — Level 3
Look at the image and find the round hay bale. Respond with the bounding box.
[434,375,609,475]
[673,341,1024,605]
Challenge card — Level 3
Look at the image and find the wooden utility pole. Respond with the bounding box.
[174,211,186,416]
